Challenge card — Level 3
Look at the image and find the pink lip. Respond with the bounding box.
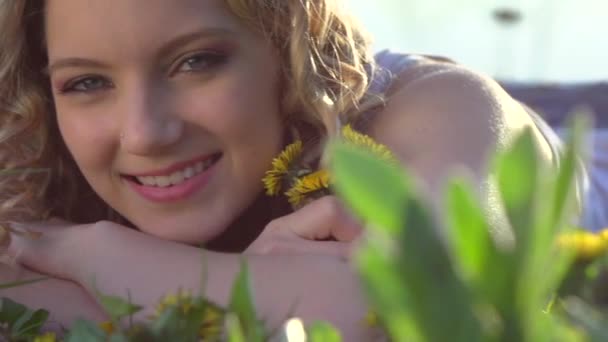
[125,155,220,203]
[129,153,218,177]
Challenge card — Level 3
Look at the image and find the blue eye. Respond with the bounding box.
[176,52,227,73]
[62,76,112,93]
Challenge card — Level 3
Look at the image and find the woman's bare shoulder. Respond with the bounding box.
[366,61,554,186]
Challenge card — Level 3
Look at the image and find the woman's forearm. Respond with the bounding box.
[79,226,371,340]
[0,263,108,333]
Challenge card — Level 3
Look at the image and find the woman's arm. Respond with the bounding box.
[369,62,555,197]
[0,263,108,332]
[367,62,556,243]
[10,219,372,341]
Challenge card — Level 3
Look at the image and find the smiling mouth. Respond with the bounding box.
[125,153,222,188]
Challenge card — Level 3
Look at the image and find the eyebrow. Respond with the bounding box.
[46,58,109,75]
[156,27,236,60]
[46,27,236,75]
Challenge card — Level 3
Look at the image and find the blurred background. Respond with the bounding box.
[348,0,606,82]
[347,0,608,126]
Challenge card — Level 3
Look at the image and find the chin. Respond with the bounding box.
[132,216,232,246]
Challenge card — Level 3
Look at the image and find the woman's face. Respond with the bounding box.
[45,0,284,244]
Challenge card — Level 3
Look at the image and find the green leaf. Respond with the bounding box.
[0,303,48,340]
[13,308,49,337]
[492,129,543,328]
[529,115,588,283]
[445,179,494,283]
[520,117,589,341]
[0,277,49,289]
[329,142,409,235]
[0,297,27,327]
[65,319,106,342]
[334,142,484,341]
[444,177,521,325]
[226,313,245,342]
[355,243,419,341]
[307,321,342,342]
[228,260,264,342]
[494,128,538,241]
[96,291,143,321]
[396,196,484,342]
[488,119,589,341]
[549,112,590,230]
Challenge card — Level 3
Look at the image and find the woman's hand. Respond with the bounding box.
[7,219,126,283]
[245,196,364,259]
[0,262,109,331]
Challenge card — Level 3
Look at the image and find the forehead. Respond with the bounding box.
[45,0,242,61]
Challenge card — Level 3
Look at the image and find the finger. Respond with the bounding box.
[274,196,363,242]
[5,220,66,260]
[6,223,76,280]
[7,228,47,266]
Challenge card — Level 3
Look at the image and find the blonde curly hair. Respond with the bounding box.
[0,0,382,225]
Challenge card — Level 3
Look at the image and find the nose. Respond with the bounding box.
[119,81,184,155]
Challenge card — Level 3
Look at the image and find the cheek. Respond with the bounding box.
[183,76,284,163]
[55,108,118,174]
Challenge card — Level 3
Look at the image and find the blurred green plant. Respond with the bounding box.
[329,114,608,341]
[0,297,50,341]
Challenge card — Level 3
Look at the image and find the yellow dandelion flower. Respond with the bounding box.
[285,169,331,207]
[556,230,608,260]
[33,332,56,342]
[341,124,397,164]
[154,289,193,317]
[598,228,608,240]
[98,321,115,335]
[152,290,225,339]
[262,141,303,196]
[198,303,225,339]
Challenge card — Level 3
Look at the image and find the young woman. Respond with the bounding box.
[0,0,558,339]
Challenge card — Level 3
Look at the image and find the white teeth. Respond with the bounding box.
[139,176,157,186]
[169,171,184,185]
[134,157,217,188]
[184,167,194,179]
[156,176,171,187]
